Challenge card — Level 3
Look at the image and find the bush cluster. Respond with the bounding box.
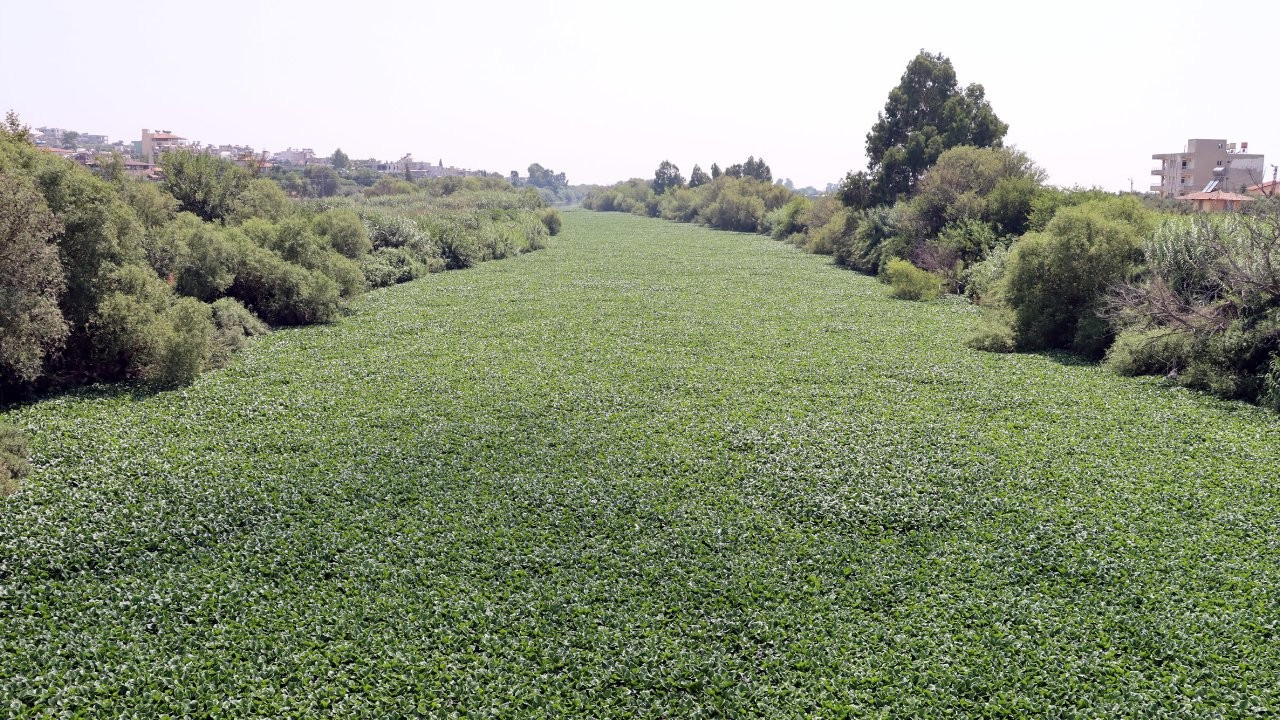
[0,118,554,395]
[584,144,1280,409]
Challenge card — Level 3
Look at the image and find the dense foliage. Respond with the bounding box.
[842,50,1008,209]
[4,211,1280,716]
[583,156,788,235]
[0,116,553,399]
[1103,198,1280,406]
[581,47,1278,410]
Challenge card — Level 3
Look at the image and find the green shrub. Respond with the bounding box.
[228,240,341,325]
[480,221,521,261]
[87,265,218,385]
[962,244,1010,307]
[701,186,765,232]
[154,213,239,301]
[540,208,563,236]
[763,196,812,240]
[209,297,268,365]
[657,187,703,223]
[366,215,443,270]
[806,210,852,256]
[884,258,943,301]
[845,204,907,273]
[229,178,293,223]
[312,209,372,259]
[161,149,250,222]
[89,264,178,377]
[964,308,1017,353]
[1002,197,1151,357]
[1263,355,1280,412]
[361,248,423,288]
[123,180,179,231]
[1104,328,1193,377]
[147,297,214,387]
[0,422,30,498]
[519,216,549,251]
[435,224,483,270]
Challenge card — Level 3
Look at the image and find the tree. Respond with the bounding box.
[652,160,684,194]
[61,131,80,150]
[303,165,340,198]
[901,145,1044,242]
[743,156,772,182]
[710,163,721,180]
[0,171,68,382]
[689,164,710,188]
[162,149,252,222]
[855,50,1008,208]
[527,163,567,191]
[94,150,127,183]
[331,148,349,171]
[2,111,30,144]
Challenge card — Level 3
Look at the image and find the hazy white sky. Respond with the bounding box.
[3,0,1278,191]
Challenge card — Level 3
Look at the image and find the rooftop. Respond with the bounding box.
[1181,191,1254,202]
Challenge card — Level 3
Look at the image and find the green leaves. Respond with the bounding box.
[2,211,1280,717]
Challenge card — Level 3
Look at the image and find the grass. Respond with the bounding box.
[3,210,1280,718]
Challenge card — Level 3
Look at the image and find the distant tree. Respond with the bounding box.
[855,50,1008,208]
[303,165,340,198]
[2,111,30,144]
[509,170,522,186]
[94,150,128,183]
[527,163,567,191]
[61,131,80,150]
[742,156,771,182]
[710,163,721,180]
[724,164,743,179]
[348,167,380,187]
[239,151,265,178]
[652,160,684,194]
[161,149,252,222]
[331,148,349,171]
[689,164,710,188]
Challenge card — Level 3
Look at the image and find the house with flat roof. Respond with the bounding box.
[140,129,187,164]
[1152,139,1264,197]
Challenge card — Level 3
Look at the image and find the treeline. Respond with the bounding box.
[584,51,1280,410]
[582,156,789,232]
[1,113,560,398]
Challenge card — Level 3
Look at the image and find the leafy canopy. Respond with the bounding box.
[847,50,1008,208]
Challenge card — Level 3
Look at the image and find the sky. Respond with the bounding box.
[3,0,1279,191]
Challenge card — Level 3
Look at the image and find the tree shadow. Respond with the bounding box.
[1,379,167,414]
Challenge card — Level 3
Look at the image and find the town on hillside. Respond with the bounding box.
[26,125,506,189]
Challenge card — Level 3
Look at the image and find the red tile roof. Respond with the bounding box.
[148,133,184,140]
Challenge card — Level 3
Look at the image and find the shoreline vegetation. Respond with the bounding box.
[583,51,1280,413]
[3,211,1278,715]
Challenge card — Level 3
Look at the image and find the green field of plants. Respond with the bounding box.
[4,210,1280,717]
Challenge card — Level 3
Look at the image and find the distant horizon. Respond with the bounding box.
[4,0,1278,192]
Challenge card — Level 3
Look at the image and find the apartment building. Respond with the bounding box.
[140,129,187,164]
[1151,139,1264,197]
